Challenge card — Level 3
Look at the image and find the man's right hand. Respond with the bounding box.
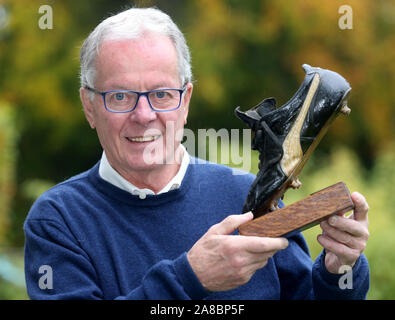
[187,212,289,292]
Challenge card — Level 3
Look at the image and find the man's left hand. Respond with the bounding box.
[317,192,370,274]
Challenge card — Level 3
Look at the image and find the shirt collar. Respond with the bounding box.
[98,145,190,199]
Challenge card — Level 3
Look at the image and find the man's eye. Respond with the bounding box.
[115,93,125,100]
[155,91,167,99]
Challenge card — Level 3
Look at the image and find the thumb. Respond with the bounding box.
[209,212,254,235]
[351,192,369,222]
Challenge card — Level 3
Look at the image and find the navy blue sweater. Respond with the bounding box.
[24,159,369,299]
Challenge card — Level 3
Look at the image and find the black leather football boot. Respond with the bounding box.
[235,64,351,217]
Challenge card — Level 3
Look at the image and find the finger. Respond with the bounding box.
[326,215,369,238]
[244,259,270,274]
[239,255,274,275]
[320,220,361,249]
[351,192,369,222]
[247,249,279,262]
[239,236,289,254]
[209,212,253,235]
[317,234,361,264]
[232,249,278,271]
[220,235,288,257]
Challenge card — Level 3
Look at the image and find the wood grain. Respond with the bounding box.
[238,182,354,238]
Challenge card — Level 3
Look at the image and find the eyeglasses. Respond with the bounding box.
[84,86,186,113]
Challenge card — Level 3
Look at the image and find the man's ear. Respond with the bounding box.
[182,82,193,125]
[80,87,96,129]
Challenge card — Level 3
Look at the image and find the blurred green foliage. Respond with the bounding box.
[0,0,394,299]
[0,102,17,245]
[0,250,27,299]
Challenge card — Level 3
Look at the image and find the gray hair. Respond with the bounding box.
[79,7,192,90]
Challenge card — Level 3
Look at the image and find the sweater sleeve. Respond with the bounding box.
[312,250,370,300]
[24,218,209,300]
[24,219,103,299]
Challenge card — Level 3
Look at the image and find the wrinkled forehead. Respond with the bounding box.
[95,34,181,86]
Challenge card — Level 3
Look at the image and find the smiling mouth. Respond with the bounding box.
[126,135,160,143]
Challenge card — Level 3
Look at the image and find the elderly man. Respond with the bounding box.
[24,7,370,299]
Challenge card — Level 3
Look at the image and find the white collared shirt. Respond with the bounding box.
[98,145,190,199]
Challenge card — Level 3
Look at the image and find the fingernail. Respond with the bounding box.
[329,216,337,226]
[244,211,253,218]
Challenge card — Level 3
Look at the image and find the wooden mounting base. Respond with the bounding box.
[238,182,354,238]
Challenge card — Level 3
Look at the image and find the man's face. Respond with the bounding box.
[81,33,193,177]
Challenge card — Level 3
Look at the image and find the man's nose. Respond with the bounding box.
[129,95,157,123]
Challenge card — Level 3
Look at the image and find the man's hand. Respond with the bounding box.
[318,192,370,274]
[187,212,289,292]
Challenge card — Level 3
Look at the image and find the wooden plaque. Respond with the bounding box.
[238,182,354,238]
